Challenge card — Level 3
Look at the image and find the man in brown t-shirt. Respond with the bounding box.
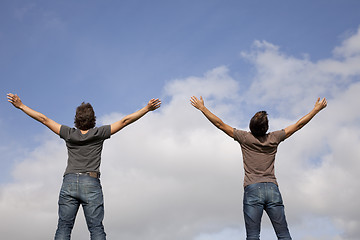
[190,96,327,240]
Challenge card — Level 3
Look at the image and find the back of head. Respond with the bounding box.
[249,111,269,137]
[74,102,96,130]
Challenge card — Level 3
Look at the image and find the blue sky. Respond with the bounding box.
[2,1,359,128]
[1,1,360,239]
[2,0,359,169]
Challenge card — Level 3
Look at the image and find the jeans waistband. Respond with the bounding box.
[66,172,100,179]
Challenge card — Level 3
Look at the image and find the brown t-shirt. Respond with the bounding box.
[233,129,286,187]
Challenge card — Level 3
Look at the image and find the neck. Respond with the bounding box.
[80,130,89,134]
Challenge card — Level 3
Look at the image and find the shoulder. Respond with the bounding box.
[269,129,286,142]
[233,128,250,143]
[60,125,75,138]
[93,125,111,139]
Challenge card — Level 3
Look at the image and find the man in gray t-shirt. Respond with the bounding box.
[190,96,327,240]
[60,125,111,176]
[7,93,161,240]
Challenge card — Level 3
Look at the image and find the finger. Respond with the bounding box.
[151,100,161,109]
[152,98,161,104]
[154,101,161,107]
[153,100,161,106]
[7,94,14,100]
[191,96,198,102]
[190,97,197,104]
[323,98,328,106]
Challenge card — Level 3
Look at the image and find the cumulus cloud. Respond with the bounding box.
[1,27,360,240]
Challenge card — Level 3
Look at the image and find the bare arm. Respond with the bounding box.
[284,97,327,139]
[7,93,61,135]
[190,96,234,138]
[110,98,161,135]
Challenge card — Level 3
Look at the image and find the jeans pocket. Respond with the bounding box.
[269,185,283,204]
[59,182,73,199]
[83,183,103,205]
[244,184,261,205]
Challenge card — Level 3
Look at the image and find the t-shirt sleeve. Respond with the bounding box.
[233,128,247,143]
[273,129,286,143]
[98,125,111,140]
[59,125,71,140]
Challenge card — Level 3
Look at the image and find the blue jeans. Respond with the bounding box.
[243,182,292,240]
[54,174,106,240]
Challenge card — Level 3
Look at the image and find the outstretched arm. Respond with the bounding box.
[284,97,327,139]
[7,93,61,135]
[110,98,161,135]
[190,96,234,138]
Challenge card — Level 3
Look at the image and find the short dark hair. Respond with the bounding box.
[249,111,268,137]
[74,102,96,130]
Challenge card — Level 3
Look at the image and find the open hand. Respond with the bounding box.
[7,93,23,109]
[147,98,161,111]
[190,96,205,110]
[314,97,327,112]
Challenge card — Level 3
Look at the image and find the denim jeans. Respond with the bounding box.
[54,174,106,240]
[243,182,292,240]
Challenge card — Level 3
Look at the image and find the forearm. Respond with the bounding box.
[199,106,225,129]
[110,98,161,135]
[122,106,149,126]
[285,97,327,139]
[7,94,61,134]
[285,106,322,138]
[111,106,149,134]
[19,104,48,124]
[295,107,320,130]
[190,96,234,138]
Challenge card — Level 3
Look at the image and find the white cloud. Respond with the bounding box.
[1,28,360,240]
[317,27,360,77]
[240,27,360,116]
[333,27,360,58]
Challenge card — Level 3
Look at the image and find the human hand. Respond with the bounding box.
[147,98,161,111]
[190,96,205,110]
[7,93,23,109]
[314,97,327,112]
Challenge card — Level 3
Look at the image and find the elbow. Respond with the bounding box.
[215,121,225,130]
[122,118,132,127]
[39,115,49,125]
[297,122,305,131]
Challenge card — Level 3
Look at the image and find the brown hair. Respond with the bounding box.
[74,102,96,130]
[249,111,268,137]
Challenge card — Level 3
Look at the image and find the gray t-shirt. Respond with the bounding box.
[233,129,286,187]
[60,125,111,176]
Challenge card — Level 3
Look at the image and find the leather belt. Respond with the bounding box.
[77,172,100,179]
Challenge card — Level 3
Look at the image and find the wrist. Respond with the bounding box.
[18,103,25,110]
[313,107,321,113]
[144,106,151,113]
[198,105,206,112]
